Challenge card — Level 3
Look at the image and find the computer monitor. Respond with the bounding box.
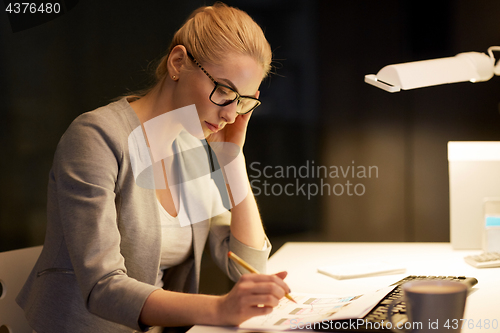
[448,141,500,249]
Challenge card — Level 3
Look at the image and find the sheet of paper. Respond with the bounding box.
[318,262,406,280]
[239,286,396,331]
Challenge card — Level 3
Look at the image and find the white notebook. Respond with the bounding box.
[318,261,406,280]
[239,286,397,330]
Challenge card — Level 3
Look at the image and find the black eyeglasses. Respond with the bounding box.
[186,51,261,115]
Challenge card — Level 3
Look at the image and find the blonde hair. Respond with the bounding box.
[155,2,272,82]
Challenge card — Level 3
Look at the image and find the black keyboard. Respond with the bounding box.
[314,275,478,332]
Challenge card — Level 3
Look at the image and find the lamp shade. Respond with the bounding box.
[365,52,494,92]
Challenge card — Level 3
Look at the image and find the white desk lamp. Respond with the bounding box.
[365,46,500,92]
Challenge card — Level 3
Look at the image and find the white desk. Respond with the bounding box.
[189,242,500,333]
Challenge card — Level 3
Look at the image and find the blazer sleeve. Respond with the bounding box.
[207,181,272,281]
[52,111,160,331]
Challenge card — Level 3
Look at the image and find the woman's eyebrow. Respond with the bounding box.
[217,77,259,97]
[218,78,239,93]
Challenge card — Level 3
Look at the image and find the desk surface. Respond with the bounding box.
[190,242,500,333]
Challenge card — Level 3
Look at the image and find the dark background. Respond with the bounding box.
[2,0,500,292]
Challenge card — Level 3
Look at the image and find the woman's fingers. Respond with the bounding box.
[274,270,288,280]
[245,293,282,307]
[216,272,293,325]
[239,273,291,294]
[242,281,286,301]
[247,305,274,317]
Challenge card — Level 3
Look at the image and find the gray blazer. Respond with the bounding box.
[16,99,271,333]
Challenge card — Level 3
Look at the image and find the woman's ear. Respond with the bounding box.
[167,45,188,80]
[255,90,260,99]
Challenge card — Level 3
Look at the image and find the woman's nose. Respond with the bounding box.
[219,101,238,124]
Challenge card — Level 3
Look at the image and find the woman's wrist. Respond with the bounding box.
[140,290,224,327]
[202,294,224,326]
[212,294,226,326]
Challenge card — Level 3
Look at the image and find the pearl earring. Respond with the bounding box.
[172,75,177,80]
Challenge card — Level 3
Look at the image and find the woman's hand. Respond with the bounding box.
[215,271,290,326]
[207,111,252,149]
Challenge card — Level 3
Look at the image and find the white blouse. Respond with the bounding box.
[154,199,193,287]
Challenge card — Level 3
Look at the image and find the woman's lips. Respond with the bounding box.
[205,121,219,133]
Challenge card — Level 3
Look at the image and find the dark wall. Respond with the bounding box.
[1,0,500,252]
[317,0,500,242]
[0,0,207,250]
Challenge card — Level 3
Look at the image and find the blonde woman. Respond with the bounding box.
[17,3,289,332]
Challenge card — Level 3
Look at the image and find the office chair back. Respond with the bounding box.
[0,246,42,333]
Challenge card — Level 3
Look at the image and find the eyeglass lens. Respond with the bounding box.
[211,85,259,114]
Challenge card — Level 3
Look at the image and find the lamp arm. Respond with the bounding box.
[487,46,500,76]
